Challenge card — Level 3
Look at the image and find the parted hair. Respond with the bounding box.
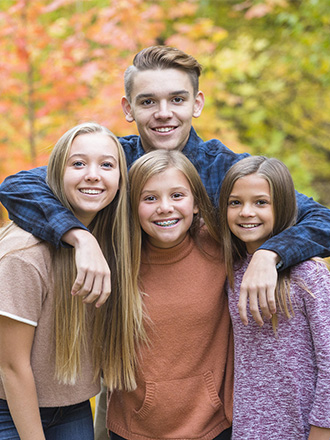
[129,149,220,285]
[46,122,145,391]
[124,45,202,102]
[219,156,298,329]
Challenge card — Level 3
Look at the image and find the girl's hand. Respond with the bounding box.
[238,250,278,326]
[62,229,111,308]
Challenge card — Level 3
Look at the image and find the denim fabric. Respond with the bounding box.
[214,426,232,440]
[0,399,94,440]
[1,128,330,268]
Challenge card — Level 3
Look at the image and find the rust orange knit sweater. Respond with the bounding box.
[107,230,234,440]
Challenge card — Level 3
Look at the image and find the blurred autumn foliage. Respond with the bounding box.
[0,0,330,225]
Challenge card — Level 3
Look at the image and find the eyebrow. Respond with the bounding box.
[228,193,271,198]
[141,185,190,195]
[134,90,190,101]
[68,153,118,163]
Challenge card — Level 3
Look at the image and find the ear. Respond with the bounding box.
[121,96,135,123]
[192,91,205,118]
[193,204,199,215]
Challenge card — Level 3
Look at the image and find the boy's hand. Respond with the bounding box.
[238,250,279,326]
[62,229,111,307]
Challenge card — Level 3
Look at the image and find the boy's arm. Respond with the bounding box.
[239,191,330,326]
[0,168,111,306]
[260,191,330,266]
[0,167,87,246]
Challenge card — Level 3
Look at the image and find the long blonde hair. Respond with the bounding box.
[47,122,145,391]
[219,156,298,329]
[129,150,220,285]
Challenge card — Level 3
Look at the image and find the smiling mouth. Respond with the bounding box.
[154,219,179,227]
[79,189,103,195]
[153,127,176,133]
[239,223,261,229]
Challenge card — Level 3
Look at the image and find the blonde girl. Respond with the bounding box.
[107,149,234,440]
[219,155,330,440]
[0,122,144,440]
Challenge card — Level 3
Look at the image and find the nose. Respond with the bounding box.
[84,165,101,182]
[154,100,173,119]
[239,203,255,217]
[156,197,174,214]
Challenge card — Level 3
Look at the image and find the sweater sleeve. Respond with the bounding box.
[0,167,87,248]
[299,260,330,428]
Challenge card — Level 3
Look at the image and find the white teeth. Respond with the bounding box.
[155,219,178,227]
[240,224,259,228]
[80,189,102,195]
[154,127,174,133]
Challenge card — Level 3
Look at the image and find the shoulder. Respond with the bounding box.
[184,128,249,173]
[118,134,139,146]
[117,134,144,166]
[292,258,329,280]
[290,258,330,295]
[0,223,51,267]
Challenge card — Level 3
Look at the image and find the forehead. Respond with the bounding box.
[143,167,192,190]
[231,174,270,194]
[70,132,119,156]
[131,68,194,100]
[68,132,119,161]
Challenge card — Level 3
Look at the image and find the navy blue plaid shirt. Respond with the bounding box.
[1,127,329,269]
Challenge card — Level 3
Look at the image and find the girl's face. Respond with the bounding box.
[138,167,198,249]
[227,173,274,254]
[63,132,120,226]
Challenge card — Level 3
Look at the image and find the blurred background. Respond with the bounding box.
[1,0,329,417]
[0,0,330,226]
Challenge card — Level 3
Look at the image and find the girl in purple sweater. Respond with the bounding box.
[219,156,330,440]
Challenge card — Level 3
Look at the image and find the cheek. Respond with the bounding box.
[137,204,147,226]
[62,172,75,198]
[133,111,148,127]
[227,211,236,230]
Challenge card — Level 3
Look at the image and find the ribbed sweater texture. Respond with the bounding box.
[107,230,234,440]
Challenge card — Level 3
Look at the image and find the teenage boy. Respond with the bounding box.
[1,46,330,327]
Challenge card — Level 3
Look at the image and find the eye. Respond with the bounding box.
[141,99,154,106]
[101,161,114,169]
[172,97,184,104]
[143,195,156,202]
[256,199,269,206]
[72,161,85,168]
[228,199,240,206]
[172,192,184,199]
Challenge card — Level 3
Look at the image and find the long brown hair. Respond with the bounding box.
[219,156,298,329]
[47,122,145,391]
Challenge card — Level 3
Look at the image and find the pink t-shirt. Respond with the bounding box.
[0,224,100,407]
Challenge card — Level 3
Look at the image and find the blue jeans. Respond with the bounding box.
[0,399,94,440]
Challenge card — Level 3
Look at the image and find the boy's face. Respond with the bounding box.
[121,69,204,152]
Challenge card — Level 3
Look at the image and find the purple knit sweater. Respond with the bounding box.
[227,256,330,439]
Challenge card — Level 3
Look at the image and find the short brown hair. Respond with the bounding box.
[124,46,202,101]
